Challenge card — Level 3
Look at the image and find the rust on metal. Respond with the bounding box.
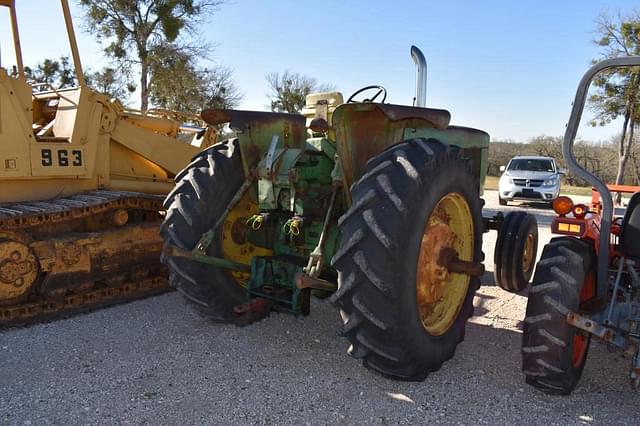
[521,234,535,271]
[0,191,162,231]
[110,209,129,226]
[0,275,168,325]
[0,238,39,302]
[163,244,252,272]
[201,109,305,127]
[332,103,451,196]
[417,204,456,305]
[566,312,629,349]
[233,298,270,326]
[201,109,307,170]
[309,117,329,133]
[415,192,474,336]
[438,247,485,277]
[230,217,248,245]
[295,272,338,292]
[374,104,451,128]
[0,191,170,325]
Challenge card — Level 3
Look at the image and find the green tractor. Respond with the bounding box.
[160,46,537,380]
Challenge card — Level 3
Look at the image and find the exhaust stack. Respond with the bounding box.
[410,45,427,107]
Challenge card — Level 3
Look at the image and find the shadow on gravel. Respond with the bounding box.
[480,270,497,286]
[1,293,637,425]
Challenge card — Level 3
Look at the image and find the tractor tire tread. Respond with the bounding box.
[332,138,482,381]
[522,237,595,395]
[495,211,538,293]
[160,140,247,322]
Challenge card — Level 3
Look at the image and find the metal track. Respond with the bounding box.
[0,190,163,230]
[0,190,171,326]
[0,275,169,326]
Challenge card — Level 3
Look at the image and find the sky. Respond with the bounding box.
[0,0,636,143]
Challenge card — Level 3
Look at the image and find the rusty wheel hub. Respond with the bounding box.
[0,238,39,302]
[416,193,474,336]
[522,233,535,271]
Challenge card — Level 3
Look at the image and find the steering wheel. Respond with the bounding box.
[346,85,387,104]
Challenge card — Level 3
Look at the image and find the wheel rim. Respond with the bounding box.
[571,333,588,368]
[0,238,39,302]
[522,233,535,272]
[416,192,474,336]
[221,189,272,287]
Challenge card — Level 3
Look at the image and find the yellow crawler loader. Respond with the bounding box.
[0,0,214,323]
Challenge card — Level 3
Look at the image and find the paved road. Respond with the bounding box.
[1,190,637,425]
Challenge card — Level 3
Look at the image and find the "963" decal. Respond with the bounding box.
[41,149,82,167]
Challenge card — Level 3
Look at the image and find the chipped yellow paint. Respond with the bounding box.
[221,187,272,286]
[416,193,473,336]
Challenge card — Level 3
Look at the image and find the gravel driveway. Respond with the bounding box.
[1,190,637,425]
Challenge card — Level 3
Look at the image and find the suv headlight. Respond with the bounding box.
[500,176,513,185]
[543,178,557,186]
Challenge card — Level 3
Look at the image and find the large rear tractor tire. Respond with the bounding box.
[522,237,595,395]
[160,140,247,322]
[331,138,483,381]
[494,211,538,293]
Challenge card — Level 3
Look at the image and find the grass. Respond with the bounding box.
[484,176,593,197]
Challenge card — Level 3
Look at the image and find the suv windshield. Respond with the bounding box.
[507,159,554,172]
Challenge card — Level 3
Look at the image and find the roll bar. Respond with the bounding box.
[60,0,85,86]
[1,0,24,79]
[0,0,85,85]
[563,56,640,296]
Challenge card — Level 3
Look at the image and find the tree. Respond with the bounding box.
[589,11,640,198]
[86,67,134,101]
[149,46,241,114]
[24,56,133,102]
[24,56,76,90]
[529,135,563,159]
[79,0,221,112]
[266,70,335,113]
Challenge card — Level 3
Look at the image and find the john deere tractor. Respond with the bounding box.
[161,47,537,380]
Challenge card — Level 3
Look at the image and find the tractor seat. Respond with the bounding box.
[619,192,640,259]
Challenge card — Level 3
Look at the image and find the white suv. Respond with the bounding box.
[498,156,562,206]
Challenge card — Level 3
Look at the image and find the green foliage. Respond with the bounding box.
[588,12,640,126]
[79,0,221,111]
[149,45,242,113]
[588,11,640,189]
[266,71,335,113]
[24,56,132,102]
[85,67,134,101]
[24,56,76,90]
[488,135,640,187]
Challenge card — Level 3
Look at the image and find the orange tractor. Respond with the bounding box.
[522,56,640,394]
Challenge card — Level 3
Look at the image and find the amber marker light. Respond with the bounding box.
[553,196,574,216]
[572,204,588,219]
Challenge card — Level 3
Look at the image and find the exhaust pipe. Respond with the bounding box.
[410,45,427,107]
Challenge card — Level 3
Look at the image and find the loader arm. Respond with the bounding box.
[110,119,199,176]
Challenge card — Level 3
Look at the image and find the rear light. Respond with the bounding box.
[555,221,585,235]
[572,204,588,219]
[553,196,574,216]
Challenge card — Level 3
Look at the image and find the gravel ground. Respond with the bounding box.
[1,190,637,425]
